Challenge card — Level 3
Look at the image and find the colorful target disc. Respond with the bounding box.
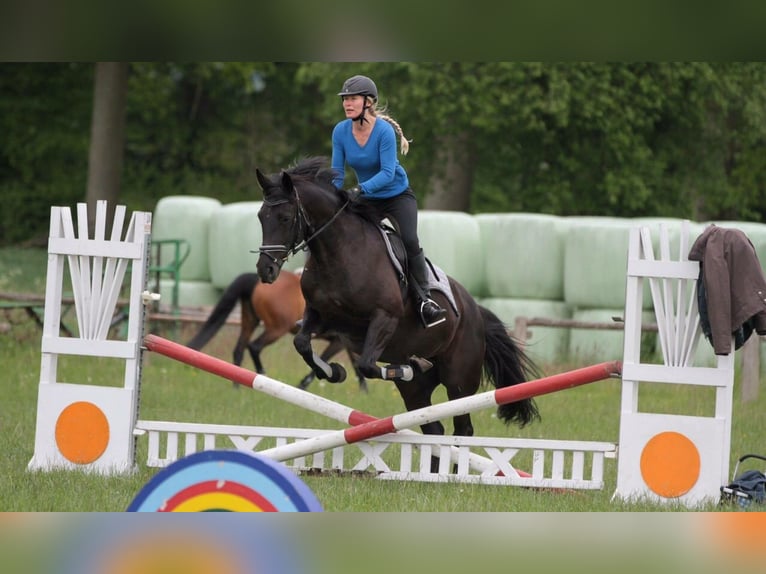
[127,450,322,512]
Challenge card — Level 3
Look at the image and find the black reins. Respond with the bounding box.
[256,185,350,265]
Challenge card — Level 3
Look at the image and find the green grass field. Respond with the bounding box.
[2,247,765,512]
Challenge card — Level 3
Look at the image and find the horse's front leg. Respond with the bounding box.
[293,306,347,384]
[298,337,341,390]
[356,309,409,381]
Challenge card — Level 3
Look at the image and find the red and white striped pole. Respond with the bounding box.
[256,360,622,462]
[143,334,526,475]
[144,334,376,425]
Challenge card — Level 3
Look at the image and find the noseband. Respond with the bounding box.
[256,185,350,265]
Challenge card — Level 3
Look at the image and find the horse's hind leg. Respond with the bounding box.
[341,341,367,392]
[246,326,288,375]
[297,370,316,390]
[236,302,259,367]
[440,364,483,439]
[435,322,487,470]
[443,369,477,438]
[231,300,259,388]
[353,357,368,393]
[355,309,401,381]
[248,345,265,374]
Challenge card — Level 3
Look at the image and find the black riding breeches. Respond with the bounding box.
[361,189,421,258]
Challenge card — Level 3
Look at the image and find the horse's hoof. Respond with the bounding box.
[358,380,368,393]
[297,378,311,390]
[328,363,347,383]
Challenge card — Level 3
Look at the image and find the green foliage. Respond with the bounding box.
[0,63,92,243]
[0,247,48,292]
[2,62,766,244]
[0,179,85,244]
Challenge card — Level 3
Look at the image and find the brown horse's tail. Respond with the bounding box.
[186,273,259,350]
[479,305,542,427]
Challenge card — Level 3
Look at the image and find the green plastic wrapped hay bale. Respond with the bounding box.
[208,201,306,289]
[208,202,262,289]
[563,217,642,310]
[417,211,483,296]
[480,297,572,365]
[477,213,567,300]
[152,196,221,281]
[568,308,655,363]
[157,279,222,309]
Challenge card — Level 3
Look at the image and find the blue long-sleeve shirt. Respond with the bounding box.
[331,118,409,199]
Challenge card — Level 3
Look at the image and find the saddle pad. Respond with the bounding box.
[377,225,459,316]
[424,258,459,316]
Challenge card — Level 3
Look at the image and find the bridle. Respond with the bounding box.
[256,184,350,265]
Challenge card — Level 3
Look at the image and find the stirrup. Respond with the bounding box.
[419,299,447,328]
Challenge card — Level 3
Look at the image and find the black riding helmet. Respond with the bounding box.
[337,75,378,101]
[338,75,378,124]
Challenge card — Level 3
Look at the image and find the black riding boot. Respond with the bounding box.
[409,250,447,328]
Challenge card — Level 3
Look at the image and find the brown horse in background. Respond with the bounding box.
[186,270,366,391]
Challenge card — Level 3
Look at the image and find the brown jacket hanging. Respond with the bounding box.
[688,224,766,355]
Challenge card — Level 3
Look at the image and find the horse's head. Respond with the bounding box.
[255,168,301,283]
[255,156,344,283]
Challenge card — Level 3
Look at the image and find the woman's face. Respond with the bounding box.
[341,95,366,118]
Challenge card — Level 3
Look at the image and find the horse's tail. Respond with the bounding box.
[480,305,541,427]
[186,273,260,350]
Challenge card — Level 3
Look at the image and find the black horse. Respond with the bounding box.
[254,157,540,453]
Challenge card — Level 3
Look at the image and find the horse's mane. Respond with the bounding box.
[285,156,382,227]
[286,156,333,182]
[285,156,347,198]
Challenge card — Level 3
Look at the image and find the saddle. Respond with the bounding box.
[376,218,459,316]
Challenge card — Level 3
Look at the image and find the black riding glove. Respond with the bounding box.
[347,186,362,201]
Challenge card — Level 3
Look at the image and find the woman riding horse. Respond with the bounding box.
[332,74,446,328]
[254,156,540,460]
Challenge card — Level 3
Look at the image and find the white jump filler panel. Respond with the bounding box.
[28,202,152,474]
[135,420,617,490]
[614,222,734,507]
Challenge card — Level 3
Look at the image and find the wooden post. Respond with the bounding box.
[740,335,760,403]
[513,316,528,348]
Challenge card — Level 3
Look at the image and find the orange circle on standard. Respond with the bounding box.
[55,401,110,464]
[640,431,700,498]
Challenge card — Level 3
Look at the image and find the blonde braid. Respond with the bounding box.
[369,100,411,156]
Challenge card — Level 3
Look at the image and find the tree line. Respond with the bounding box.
[2,62,765,245]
